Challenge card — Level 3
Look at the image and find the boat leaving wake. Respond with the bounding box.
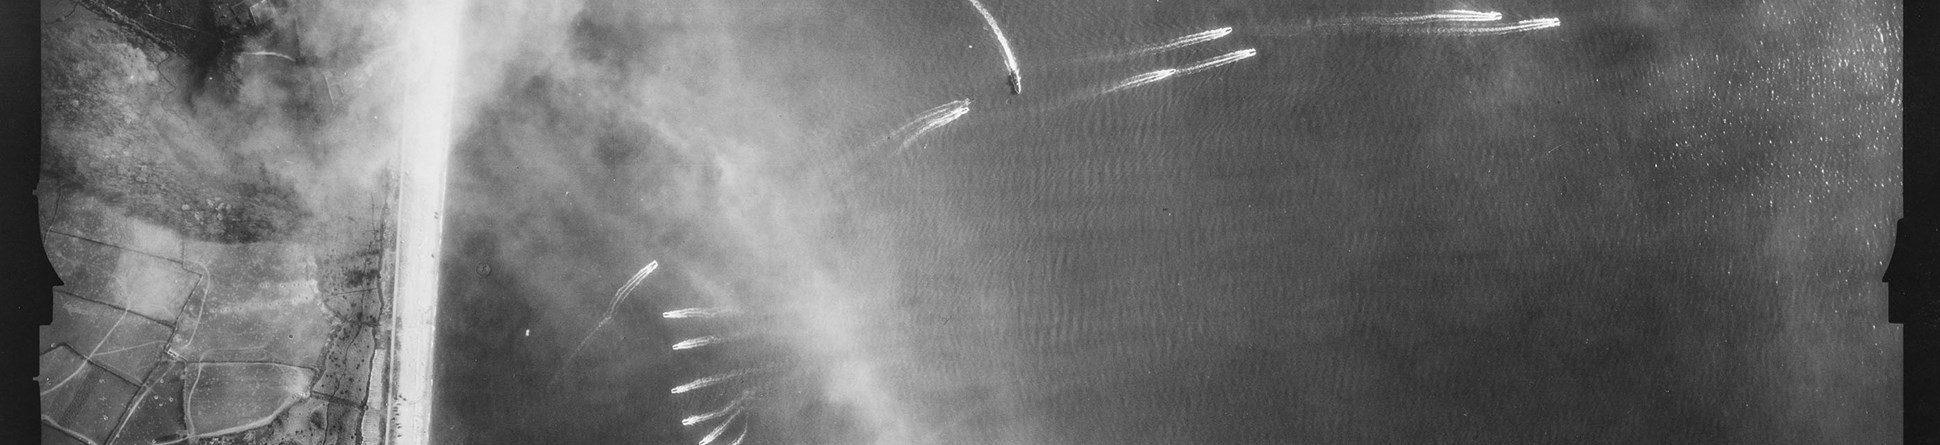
[1252,11,1560,37]
[964,0,1023,94]
[1089,27,1234,62]
[896,101,973,151]
[1346,9,1503,26]
[1383,17,1562,36]
[1100,68,1180,94]
[1175,48,1257,76]
[1094,48,1257,97]
[545,261,660,387]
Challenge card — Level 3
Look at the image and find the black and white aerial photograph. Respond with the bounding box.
[25,0,1909,443]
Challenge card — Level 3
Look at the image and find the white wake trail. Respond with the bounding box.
[885,99,973,140]
[1174,48,1258,77]
[1101,68,1179,94]
[698,409,746,445]
[964,0,1022,93]
[1268,10,1507,36]
[1102,27,1233,60]
[682,391,753,426]
[1093,48,1254,97]
[1394,17,1561,36]
[671,369,756,394]
[897,102,972,150]
[663,307,738,319]
[1152,27,1233,53]
[672,335,729,351]
[546,261,660,387]
[1356,9,1503,25]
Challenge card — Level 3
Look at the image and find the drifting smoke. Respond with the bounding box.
[421,1,1885,445]
[42,0,1899,443]
[45,0,1898,443]
[42,0,470,440]
[418,0,976,441]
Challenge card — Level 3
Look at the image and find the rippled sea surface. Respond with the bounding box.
[434,0,1900,443]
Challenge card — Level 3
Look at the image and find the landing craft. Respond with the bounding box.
[1007,72,1022,95]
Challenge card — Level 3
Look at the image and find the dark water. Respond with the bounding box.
[433,0,1901,443]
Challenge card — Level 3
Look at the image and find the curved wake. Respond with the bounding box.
[546,260,660,387]
[964,0,1023,94]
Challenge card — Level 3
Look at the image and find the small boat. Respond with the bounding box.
[1006,72,1022,95]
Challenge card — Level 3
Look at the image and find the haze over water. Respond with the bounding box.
[433,0,1901,444]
